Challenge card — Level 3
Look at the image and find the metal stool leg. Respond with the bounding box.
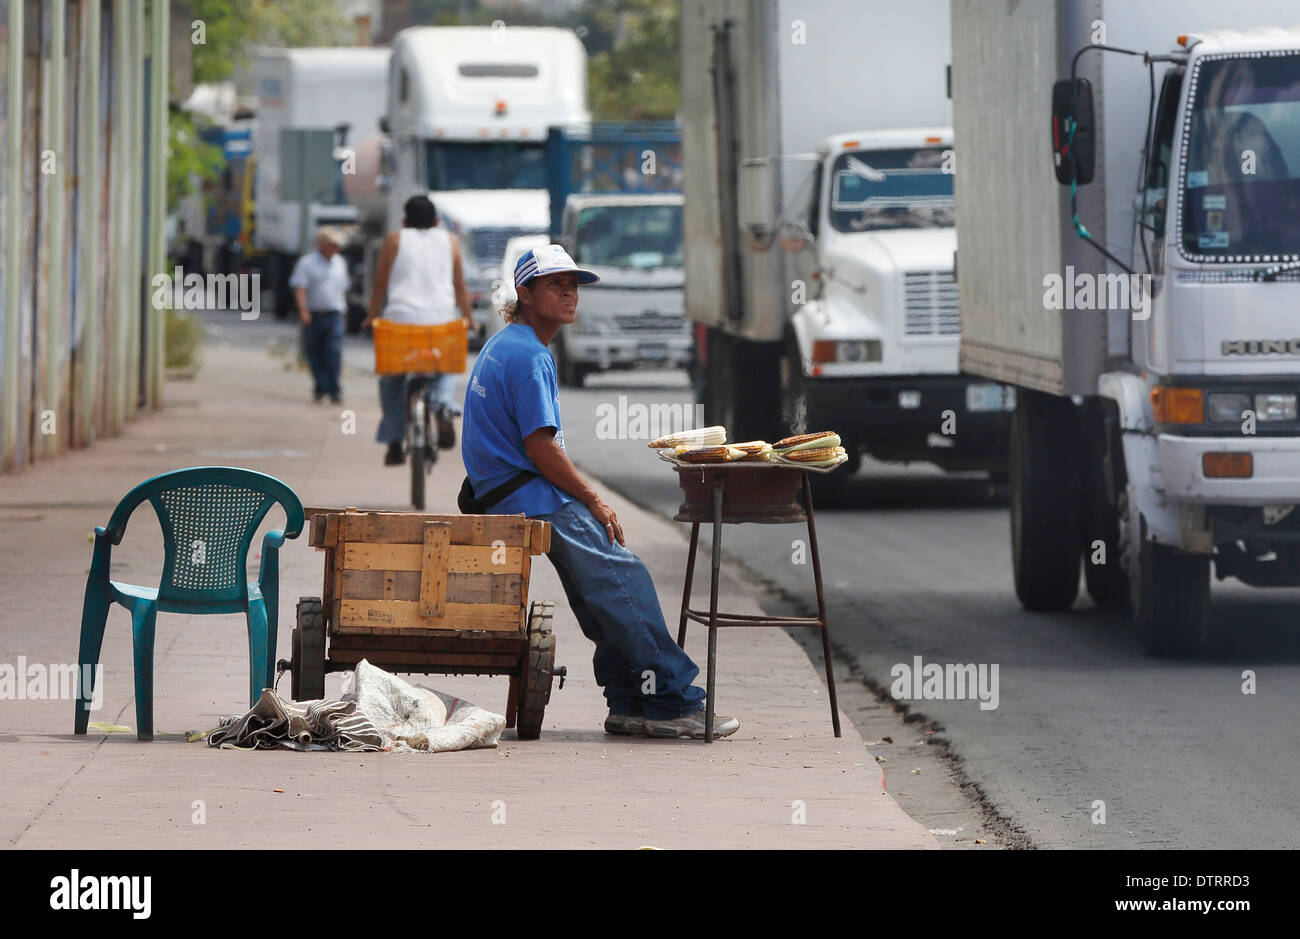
[803,474,841,737]
[705,479,723,743]
[677,522,700,648]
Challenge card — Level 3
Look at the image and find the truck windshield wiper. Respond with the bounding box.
[1257,258,1300,282]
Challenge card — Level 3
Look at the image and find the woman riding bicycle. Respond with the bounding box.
[363,195,473,465]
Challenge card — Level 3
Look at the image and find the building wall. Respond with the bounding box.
[0,0,174,472]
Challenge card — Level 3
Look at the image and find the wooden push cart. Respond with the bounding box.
[281,507,563,739]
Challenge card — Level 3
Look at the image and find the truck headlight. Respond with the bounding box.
[1255,393,1298,422]
[811,340,882,363]
[1206,392,1250,423]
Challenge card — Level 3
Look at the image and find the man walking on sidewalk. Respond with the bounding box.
[291,228,349,404]
[460,244,739,739]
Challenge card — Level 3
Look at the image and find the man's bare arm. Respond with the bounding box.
[294,286,310,325]
[364,232,399,327]
[523,427,624,545]
[450,234,473,323]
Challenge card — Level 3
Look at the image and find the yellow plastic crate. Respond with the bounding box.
[373,319,468,375]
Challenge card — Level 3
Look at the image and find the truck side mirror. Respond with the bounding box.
[1051,77,1095,185]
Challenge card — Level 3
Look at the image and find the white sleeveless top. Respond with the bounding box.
[383,227,458,324]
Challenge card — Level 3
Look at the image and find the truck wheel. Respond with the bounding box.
[516,601,556,740]
[1083,400,1130,611]
[292,597,326,701]
[1009,391,1082,610]
[778,332,810,438]
[1127,511,1211,657]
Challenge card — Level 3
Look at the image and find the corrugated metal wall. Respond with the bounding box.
[0,0,171,472]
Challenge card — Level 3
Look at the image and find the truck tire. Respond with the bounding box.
[708,329,783,443]
[1009,391,1082,611]
[1127,510,1211,657]
[1082,399,1130,611]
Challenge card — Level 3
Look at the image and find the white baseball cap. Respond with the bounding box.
[513,244,600,289]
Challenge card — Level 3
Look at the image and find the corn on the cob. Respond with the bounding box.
[731,440,773,461]
[781,445,846,464]
[648,426,728,449]
[676,445,748,463]
[773,431,841,454]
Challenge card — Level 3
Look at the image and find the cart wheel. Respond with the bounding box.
[516,600,556,740]
[293,597,326,701]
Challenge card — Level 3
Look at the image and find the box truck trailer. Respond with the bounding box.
[952,0,1300,655]
[681,0,1014,487]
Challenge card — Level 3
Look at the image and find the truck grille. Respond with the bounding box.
[903,270,960,337]
[469,227,543,268]
[614,311,687,333]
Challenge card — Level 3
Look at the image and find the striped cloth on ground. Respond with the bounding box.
[207,688,384,751]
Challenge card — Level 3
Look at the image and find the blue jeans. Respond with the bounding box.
[376,373,457,444]
[533,500,707,719]
[303,311,343,398]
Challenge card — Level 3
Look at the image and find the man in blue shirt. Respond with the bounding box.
[290,228,349,404]
[462,244,738,739]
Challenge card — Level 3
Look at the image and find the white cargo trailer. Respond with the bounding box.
[251,47,390,321]
[681,0,1013,485]
[952,0,1300,654]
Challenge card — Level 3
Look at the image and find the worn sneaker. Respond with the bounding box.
[437,412,456,449]
[642,709,739,739]
[384,441,404,466]
[603,712,646,736]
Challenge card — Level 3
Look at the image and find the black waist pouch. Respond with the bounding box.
[458,471,539,514]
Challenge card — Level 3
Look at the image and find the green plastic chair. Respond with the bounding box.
[73,467,305,740]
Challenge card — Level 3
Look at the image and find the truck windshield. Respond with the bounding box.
[575,204,683,269]
[1181,53,1300,258]
[424,141,547,190]
[827,147,953,233]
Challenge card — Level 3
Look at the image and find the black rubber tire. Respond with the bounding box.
[409,391,427,510]
[1009,391,1083,611]
[1082,400,1131,611]
[516,601,556,740]
[1132,522,1211,658]
[293,597,326,701]
[778,331,810,439]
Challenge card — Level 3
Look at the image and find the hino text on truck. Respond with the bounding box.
[952,0,1300,655]
[681,0,1014,490]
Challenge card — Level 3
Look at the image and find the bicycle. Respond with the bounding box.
[403,372,456,510]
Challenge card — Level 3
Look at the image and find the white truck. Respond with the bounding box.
[551,193,691,387]
[681,0,1014,484]
[345,26,589,346]
[251,47,390,324]
[952,0,1300,655]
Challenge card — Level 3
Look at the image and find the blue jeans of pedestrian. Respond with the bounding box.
[376,373,458,444]
[303,311,343,399]
[533,500,707,719]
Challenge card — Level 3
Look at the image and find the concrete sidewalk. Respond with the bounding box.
[0,313,935,849]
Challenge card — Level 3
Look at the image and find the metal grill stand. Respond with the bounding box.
[672,464,841,743]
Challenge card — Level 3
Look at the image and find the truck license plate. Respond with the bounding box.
[966,383,1007,412]
[638,342,670,363]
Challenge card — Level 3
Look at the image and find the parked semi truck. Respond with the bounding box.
[343,26,588,346]
[681,0,1014,482]
[251,47,390,324]
[952,0,1300,655]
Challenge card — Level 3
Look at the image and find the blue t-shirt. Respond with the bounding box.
[461,323,575,517]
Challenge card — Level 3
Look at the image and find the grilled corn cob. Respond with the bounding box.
[676,445,748,463]
[731,440,774,461]
[773,431,841,454]
[648,426,728,449]
[780,445,847,464]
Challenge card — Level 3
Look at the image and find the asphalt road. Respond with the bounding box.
[557,366,1300,850]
